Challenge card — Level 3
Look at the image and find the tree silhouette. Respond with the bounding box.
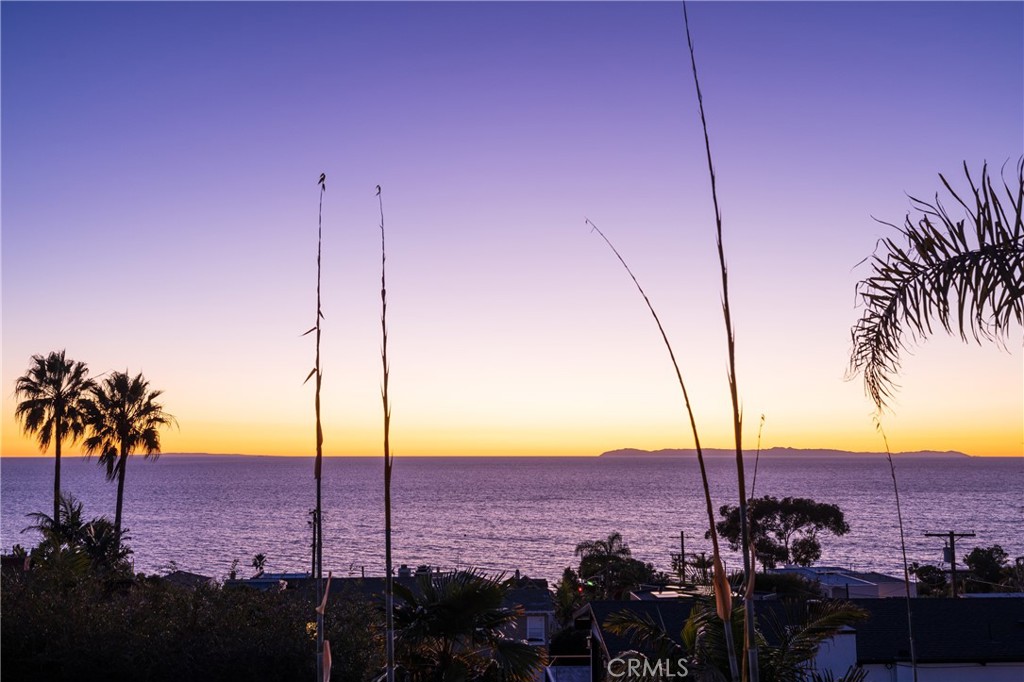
[14,350,95,522]
[82,371,175,539]
[391,570,546,681]
[574,532,654,599]
[711,496,850,569]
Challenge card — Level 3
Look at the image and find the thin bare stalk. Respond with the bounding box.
[587,218,736,682]
[378,184,396,682]
[750,414,766,499]
[682,5,754,680]
[876,419,918,682]
[303,172,327,682]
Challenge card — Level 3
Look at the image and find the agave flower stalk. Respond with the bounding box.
[876,420,918,682]
[587,218,738,682]
[749,414,766,499]
[682,4,756,680]
[302,172,327,682]
[378,184,396,682]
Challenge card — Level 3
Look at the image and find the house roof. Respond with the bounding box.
[162,570,214,589]
[852,597,1024,664]
[321,575,552,612]
[582,596,1024,664]
[584,599,840,657]
[582,600,696,658]
[771,566,906,587]
[506,581,554,612]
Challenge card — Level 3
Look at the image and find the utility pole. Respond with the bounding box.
[679,530,685,581]
[924,530,975,597]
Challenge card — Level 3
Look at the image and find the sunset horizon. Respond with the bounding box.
[2,3,1022,677]
[4,4,1020,466]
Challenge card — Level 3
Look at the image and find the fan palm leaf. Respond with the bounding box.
[390,569,545,682]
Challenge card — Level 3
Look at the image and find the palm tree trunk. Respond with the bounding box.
[114,452,127,539]
[53,421,62,524]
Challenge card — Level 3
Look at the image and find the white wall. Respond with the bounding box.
[862,662,1024,682]
[812,631,858,677]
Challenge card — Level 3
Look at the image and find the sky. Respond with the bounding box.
[2,1,1021,458]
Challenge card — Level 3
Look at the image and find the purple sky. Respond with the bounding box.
[3,2,1022,457]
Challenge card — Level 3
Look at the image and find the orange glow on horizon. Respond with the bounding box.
[2,410,1020,458]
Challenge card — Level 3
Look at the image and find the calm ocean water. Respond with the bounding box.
[2,455,1021,581]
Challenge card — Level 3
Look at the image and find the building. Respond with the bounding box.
[839,597,1024,682]
[323,572,556,647]
[161,570,216,590]
[560,595,1024,682]
[770,566,917,598]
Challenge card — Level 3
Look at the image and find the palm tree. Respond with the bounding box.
[82,371,175,539]
[14,350,95,522]
[21,492,131,576]
[849,159,1024,410]
[22,491,87,554]
[574,531,632,563]
[605,598,867,682]
[391,569,547,682]
[252,553,267,576]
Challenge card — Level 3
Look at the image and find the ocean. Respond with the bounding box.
[1,454,1021,582]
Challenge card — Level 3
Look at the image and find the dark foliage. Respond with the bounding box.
[1,570,383,682]
[908,562,949,597]
[710,496,850,569]
[574,532,655,600]
[963,544,1023,593]
[389,569,546,682]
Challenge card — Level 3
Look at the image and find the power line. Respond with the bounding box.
[923,530,975,597]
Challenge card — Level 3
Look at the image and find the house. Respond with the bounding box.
[504,578,556,646]
[563,596,1024,681]
[224,571,309,591]
[839,597,1024,681]
[629,583,714,601]
[770,566,917,598]
[566,600,696,682]
[320,572,556,647]
[161,570,216,590]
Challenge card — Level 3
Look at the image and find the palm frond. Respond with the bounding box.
[604,609,686,659]
[849,158,1024,409]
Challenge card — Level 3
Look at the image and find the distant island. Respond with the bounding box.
[600,447,973,458]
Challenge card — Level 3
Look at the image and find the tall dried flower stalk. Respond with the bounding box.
[683,4,754,680]
[587,218,738,681]
[377,185,396,682]
[303,172,328,681]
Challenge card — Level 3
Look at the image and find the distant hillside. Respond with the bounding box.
[599,447,973,458]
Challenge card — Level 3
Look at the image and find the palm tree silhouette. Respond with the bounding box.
[14,350,95,522]
[605,599,866,682]
[82,371,175,539]
[574,531,631,562]
[391,569,546,681]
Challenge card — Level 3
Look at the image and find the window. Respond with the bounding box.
[526,615,545,642]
